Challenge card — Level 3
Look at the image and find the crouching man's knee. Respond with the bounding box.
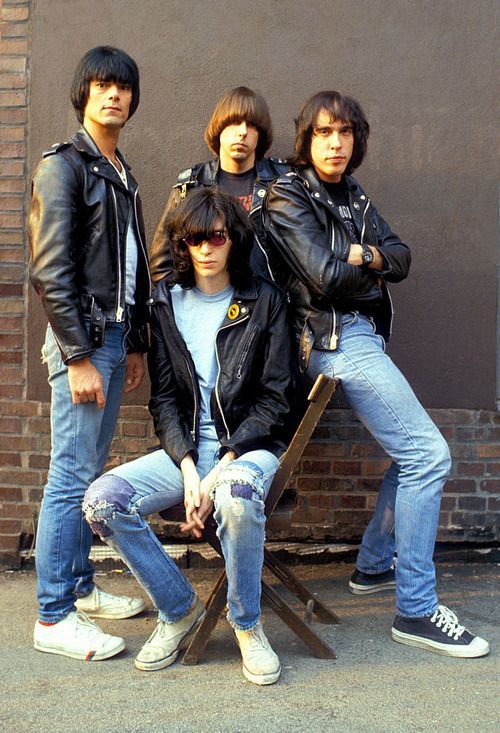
[83,474,135,539]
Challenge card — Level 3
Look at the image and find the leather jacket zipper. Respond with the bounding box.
[235,324,259,379]
[110,187,124,322]
[360,198,371,243]
[133,188,152,302]
[215,315,250,437]
[184,354,199,441]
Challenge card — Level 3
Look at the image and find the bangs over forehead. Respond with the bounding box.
[174,198,226,239]
[86,52,136,85]
[204,86,272,157]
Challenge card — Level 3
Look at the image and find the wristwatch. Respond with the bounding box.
[361,244,374,266]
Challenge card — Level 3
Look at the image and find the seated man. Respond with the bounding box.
[262,90,489,658]
[83,188,292,684]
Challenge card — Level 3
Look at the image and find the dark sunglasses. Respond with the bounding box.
[182,230,228,247]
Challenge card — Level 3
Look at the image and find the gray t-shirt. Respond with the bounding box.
[171,284,233,439]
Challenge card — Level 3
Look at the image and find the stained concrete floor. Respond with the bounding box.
[0,561,498,733]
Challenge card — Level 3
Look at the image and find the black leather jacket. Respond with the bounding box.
[262,167,411,370]
[148,277,292,466]
[29,128,151,364]
[149,156,289,283]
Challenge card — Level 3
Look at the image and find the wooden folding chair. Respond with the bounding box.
[160,374,340,664]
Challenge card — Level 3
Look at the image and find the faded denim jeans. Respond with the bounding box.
[307,313,451,618]
[83,439,279,630]
[36,322,128,622]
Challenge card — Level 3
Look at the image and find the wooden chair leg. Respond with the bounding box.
[261,580,337,659]
[264,548,341,624]
[181,570,228,666]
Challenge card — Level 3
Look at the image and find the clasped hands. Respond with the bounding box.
[180,450,236,538]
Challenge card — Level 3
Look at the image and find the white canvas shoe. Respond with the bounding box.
[135,597,206,671]
[34,611,125,661]
[75,586,145,619]
[234,623,281,685]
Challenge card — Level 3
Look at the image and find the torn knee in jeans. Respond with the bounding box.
[83,474,135,538]
[212,461,265,518]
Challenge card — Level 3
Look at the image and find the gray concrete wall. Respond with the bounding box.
[28,0,499,408]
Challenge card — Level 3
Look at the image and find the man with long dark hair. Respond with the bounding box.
[29,47,150,661]
[149,86,288,282]
[262,91,489,658]
[84,188,291,684]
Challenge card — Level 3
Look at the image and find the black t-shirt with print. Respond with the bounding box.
[323,180,359,242]
[217,168,255,213]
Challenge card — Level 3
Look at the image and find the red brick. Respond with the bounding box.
[306,494,340,509]
[332,460,362,476]
[0,22,28,38]
[27,488,43,503]
[0,417,22,433]
[456,462,486,477]
[476,444,500,459]
[300,459,332,475]
[302,442,346,457]
[0,213,23,228]
[480,479,500,493]
[0,315,23,332]
[28,454,49,469]
[0,534,21,551]
[0,39,28,55]
[0,107,26,124]
[0,469,40,486]
[440,496,457,511]
[0,436,39,451]
[0,351,22,364]
[0,452,21,466]
[0,58,26,73]
[0,519,23,533]
[458,496,486,511]
[0,385,23,399]
[0,159,23,176]
[0,333,22,349]
[485,463,500,476]
[0,126,24,142]
[0,247,24,261]
[26,417,51,434]
[2,7,30,21]
[0,72,26,89]
[362,459,391,476]
[0,487,22,501]
[122,422,147,437]
[444,479,477,493]
[0,90,26,106]
[0,141,25,157]
[432,409,475,425]
[0,197,24,214]
[487,496,500,511]
[0,178,24,193]
[0,503,33,519]
[0,282,23,295]
[339,495,367,509]
[0,401,38,416]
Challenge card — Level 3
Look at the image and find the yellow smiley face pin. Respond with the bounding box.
[228,303,240,320]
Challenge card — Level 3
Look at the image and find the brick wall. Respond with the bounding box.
[0,0,499,568]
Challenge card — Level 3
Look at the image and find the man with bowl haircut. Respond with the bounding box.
[149,86,288,282]
[262,91,489,658]
[29,46,151,661]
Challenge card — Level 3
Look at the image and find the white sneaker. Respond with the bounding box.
[75,586,145,619]
[135,597,206,671]
[234,623,281,685]
[34,611,125,661]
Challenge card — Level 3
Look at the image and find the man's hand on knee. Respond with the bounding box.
[67,357,105,409]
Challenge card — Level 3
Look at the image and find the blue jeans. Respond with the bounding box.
[83,439,279,630]
[36,322,128,622]
[307,313,451,617]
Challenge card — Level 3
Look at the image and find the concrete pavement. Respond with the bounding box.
[0,561,498,733]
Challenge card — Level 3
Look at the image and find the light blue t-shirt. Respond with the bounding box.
[171,284,233,439]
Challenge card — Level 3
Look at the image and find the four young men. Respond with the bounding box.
[29,48,489,681]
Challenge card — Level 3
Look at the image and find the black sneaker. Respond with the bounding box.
[349,566,396,595]
[391,605,489,658]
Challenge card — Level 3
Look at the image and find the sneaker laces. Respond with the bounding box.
[430,605,466,640]
[242,625,270,650]
[73,611,102,635]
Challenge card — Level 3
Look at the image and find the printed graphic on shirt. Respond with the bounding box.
[218,168,255,213]
[324,181,359,242]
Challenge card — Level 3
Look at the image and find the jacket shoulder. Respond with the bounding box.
[41,140,73,159]
[174,162,206,186]
[254,276,288,303]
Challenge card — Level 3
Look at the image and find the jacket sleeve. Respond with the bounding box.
[368,202,411,282]
[264,178,377,301]
[220,290,292,458]
[29,154,94,363]
[149,187,181,284]
[148,308,198,466]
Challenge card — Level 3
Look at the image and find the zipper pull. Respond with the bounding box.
[116,306,124,322]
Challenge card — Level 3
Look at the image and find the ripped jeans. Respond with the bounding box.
[83,439,279,630]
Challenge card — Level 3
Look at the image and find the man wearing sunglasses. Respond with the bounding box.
[149,86,288,283]
[84,188,292,684]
